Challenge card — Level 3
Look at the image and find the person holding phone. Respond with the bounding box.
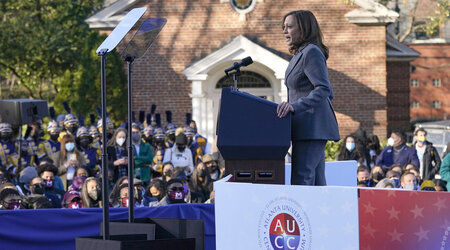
[107,128,128,182]
[54,134,85,190]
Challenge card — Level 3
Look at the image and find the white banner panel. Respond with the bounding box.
[215,183,359,250]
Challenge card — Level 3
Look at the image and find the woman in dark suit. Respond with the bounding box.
[277,10,340,186]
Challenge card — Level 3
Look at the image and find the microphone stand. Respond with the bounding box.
[232,69,241,90]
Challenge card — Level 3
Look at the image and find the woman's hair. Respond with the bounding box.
[109,176,128,203]
[81,177,101,208]
[75,166,93,178]
[107,127,127,147]
[59,134,83,167]
[146,179,166,200]
[433,179,447,191]
[190,163,212,192]
[22,195,53,209]
[375,178,395,188]
[282,10,329,58]
[0,167,13,183]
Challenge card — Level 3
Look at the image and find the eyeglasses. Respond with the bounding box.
[171,187,184,191]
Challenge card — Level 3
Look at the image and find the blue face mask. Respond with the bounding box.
[346,142,356,152]
[390,178,400,188]
[65,142,75,152]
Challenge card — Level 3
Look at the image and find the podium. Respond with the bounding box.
[217,88,291,184]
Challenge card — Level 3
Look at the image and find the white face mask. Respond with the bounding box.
[387,137,395,147]
[116,138,126,146]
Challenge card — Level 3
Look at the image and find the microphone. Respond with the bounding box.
[224,57,253,74]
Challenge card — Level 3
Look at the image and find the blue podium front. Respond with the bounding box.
[217,88,291,184]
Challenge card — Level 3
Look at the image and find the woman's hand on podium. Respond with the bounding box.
[277,102,294,118]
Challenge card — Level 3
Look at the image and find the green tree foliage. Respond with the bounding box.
[0,0,127,124]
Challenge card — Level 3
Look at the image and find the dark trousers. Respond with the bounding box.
[291,140,327,186]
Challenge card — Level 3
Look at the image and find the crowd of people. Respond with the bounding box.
[337,128,450,192]
[0,103,224,210]
[0,103,449,211]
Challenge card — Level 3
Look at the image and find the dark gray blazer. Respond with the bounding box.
[285,43,340,141]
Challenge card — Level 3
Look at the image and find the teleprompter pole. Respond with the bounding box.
[98,49,110,240]
[126,55,135,223]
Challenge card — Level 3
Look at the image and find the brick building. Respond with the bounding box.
[386,0,450,123]
[87,0,416,142]
[409,44,450,121]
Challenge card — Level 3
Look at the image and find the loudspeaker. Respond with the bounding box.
[0,99,48,125]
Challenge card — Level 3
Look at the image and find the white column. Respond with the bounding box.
[191,80,205,133]
[278,79,288,102]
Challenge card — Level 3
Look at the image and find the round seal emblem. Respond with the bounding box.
[258,197,312,250]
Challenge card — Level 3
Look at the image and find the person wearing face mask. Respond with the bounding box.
[190,120,211,156]
[189,162,213,203]
[107,128,128,182]
[385,170,401,188]
[97,116,115,144]
[184,122,199,166]
[356,165,371,186]
[24,121,50,167]
[412,128,441,181]
[76,127,100,175]
[375,130,420,170]
[144,179,166,206]
[202,154,221,181]
[0,123,18,170]
[81,177,102,208]
[54,134,85,190]
[163,133,194,176]
[400,171,418,190]
[0,188,24,210]
[367,135,381,168]
[59,113,79,141]
[336,135,366,166]
[114,183,138,208]
[45,121,62,162]
[17,166,38,196]
[62,190,83,208]
[164,111,177,149]
[131,123,153,185]
[369,165,385,187]
[160,162,174,182]
[149,178,186,207]
[28,176,46,196]
[36,164,64,208]
[142,125,154,149]
[152,125,166,175]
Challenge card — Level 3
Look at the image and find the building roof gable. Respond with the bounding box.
[183,35,289,80]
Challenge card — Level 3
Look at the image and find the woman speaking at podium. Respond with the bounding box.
[277,10,340,186]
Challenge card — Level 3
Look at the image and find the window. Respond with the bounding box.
[411,101,420,108]
[410,79,419,87]
[432,101,441,109]
[230,0,255,14]
[414,21,427,40]
[216,71,271,89]
[432,79,441,87]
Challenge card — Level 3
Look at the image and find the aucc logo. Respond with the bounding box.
[258,197,311,250]
[270,213,300,249]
